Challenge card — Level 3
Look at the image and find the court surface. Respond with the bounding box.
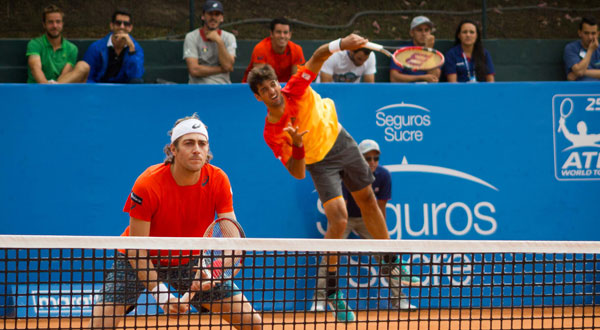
[5,307,599,329]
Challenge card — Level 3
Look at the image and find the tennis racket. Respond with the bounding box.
[557,98,574,133]
[364,42,445,71]
[180,217,246,303]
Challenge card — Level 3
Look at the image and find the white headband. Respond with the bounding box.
[170,118,209,143]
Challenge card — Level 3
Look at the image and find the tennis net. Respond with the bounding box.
[0,235,599,329]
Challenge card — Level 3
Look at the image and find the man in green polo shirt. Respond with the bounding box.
[26,5,78,83]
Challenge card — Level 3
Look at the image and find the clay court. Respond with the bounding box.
[4,307,600,329]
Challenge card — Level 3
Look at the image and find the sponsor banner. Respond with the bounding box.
[1,83,599,313]
[1,83,598,239]
[14,284,97,317]
[11,284,161,318]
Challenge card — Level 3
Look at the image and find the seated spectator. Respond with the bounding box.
[59,8,144,83]
[242,18,305,83]
[26,5,78,84]
[564,16,600,81]
[390,16,440,83]
[183,0,236,84]
[443,19,495,83]
[318,48,376,83]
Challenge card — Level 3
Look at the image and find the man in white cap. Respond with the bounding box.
[312,139,418,311]
[89,113,262,329]
[390,15,441,83]
[183,0,237,84]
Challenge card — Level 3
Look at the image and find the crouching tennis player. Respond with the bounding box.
[89,114,262,329]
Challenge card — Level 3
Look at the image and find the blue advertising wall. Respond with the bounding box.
[0,82,599,315]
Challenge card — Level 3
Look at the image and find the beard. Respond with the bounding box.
[204,19,221,31]
[46,30,61,39]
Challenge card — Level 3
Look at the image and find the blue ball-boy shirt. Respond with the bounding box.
[342,165,392,218]
[563,40,600,81]
[443,45,495,82]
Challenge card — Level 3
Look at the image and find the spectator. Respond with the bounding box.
[59,8,144,83]
[390,16,440,83]
[26,5,78,84]
[242,18,304,83]
[319,48,376,83]
[183,0,236,84]
[443,19,495,83]
[564,16,600,81]
[313,139,417,311]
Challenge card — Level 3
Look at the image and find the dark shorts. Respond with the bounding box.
[98,254,242,309]
[306,127,374,204]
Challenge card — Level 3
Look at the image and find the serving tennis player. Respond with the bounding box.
[89,114,261,330]
[247,34,418,321]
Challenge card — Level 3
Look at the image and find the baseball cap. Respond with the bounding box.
[410,16,433,30]
[203,0,224,13]
[358,139,380,154]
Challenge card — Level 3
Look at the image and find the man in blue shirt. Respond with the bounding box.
[59,9,144,83]
[564,16,600,81]
[390,16,440,83]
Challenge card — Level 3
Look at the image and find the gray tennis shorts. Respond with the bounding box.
[306,127,374,204]
[98,254,242,309]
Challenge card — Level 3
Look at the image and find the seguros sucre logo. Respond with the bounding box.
[375,102,431,142]
[314,157,499,239]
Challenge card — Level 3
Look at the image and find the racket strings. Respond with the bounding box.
[201,219,245,280]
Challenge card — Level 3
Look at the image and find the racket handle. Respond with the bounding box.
[364,42,383,51]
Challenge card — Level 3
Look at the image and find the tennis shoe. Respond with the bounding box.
[327,291,356,322]
[389,258,421,287]
[309,289,327,312]
[392,298,417,310]
[309,300,326,312]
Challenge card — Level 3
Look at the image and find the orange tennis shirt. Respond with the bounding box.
[264,66,340,166]
[242,37,305,82]
[121,163,234,264]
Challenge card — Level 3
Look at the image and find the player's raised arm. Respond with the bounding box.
[284,124,309,179]
[305,34,369,75]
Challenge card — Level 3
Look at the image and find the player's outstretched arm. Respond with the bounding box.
[284,124,308,179]
[305,34,369,75]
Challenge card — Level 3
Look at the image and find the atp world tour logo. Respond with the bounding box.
[553,94,600,180]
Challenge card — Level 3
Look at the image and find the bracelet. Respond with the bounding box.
[151,282,175,305]
[292,144,305,160]
[328,38,342,53]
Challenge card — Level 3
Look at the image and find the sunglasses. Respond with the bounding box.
[365,156,379,162]
[113,20,132,27]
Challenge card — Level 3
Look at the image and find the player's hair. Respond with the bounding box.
[247,64,278,94]
[454,19,488,82]
[42,4,64,23]
[270,18,291,31]
[164,113,212,164]
[580,16,598,30]
[355,48,372,56]
[111,8,132,23]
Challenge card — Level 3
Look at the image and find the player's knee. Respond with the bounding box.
[330,216,348,228]
[354,189,377,209]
